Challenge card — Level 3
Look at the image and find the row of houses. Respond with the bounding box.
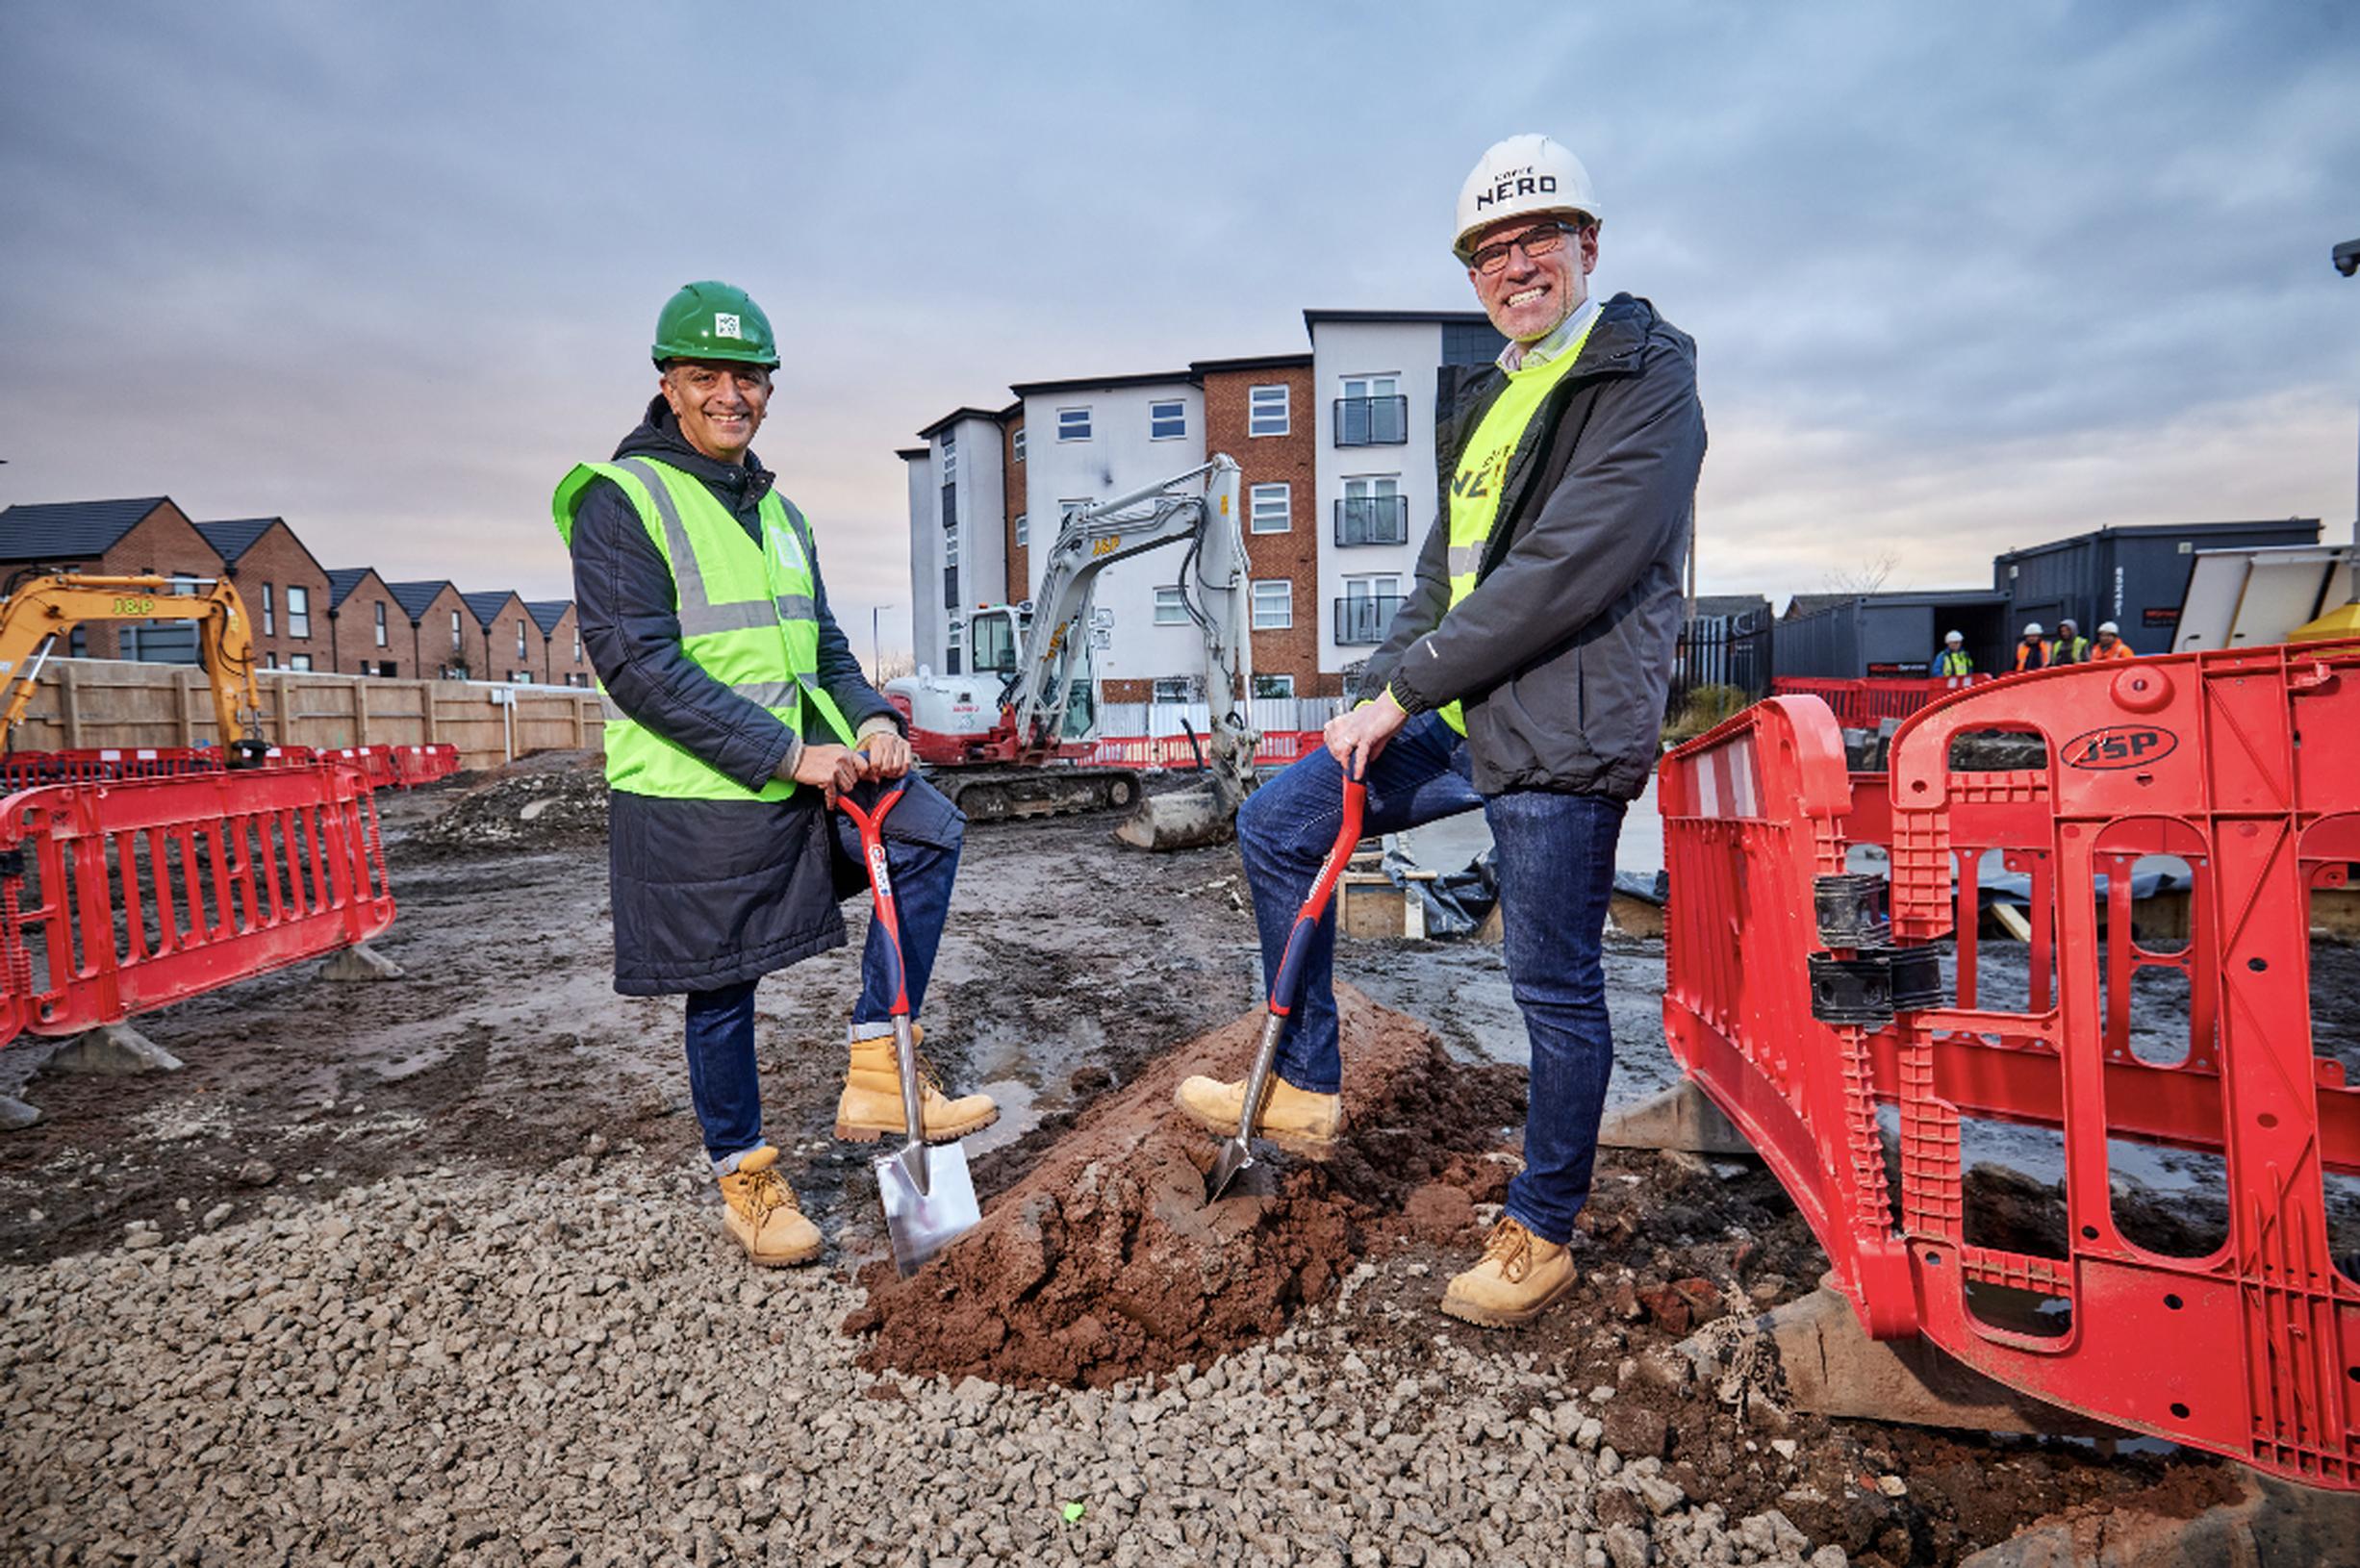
[0,496,592,687]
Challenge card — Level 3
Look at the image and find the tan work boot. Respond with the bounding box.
[1439,1216,1577,1328]
[834,1032,999,1144]
[716,1147,823,1267]
[1174,1073,1342,1156]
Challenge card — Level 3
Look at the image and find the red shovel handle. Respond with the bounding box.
[1269,761,1367,1017]
[837,777,911,1016]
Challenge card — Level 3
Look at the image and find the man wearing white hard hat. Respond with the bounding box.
[2016,622,2053,671]
[1179,134,1705,1328]
[2091,620,2135,660]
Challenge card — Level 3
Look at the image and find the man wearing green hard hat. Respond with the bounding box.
[552,281,997,1269]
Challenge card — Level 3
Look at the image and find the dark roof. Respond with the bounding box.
[194,518,278,563]
[324,568,378,610]
[896,447,930,461]
[0,497,174,561]
[1787,589,2007,620]
[915,406,1009,441]
[1782,594,1853,619]
[1993,518,2322,561]
[1008,369,1194,397]
[384,579,456,619]
[1689,594,1770,620]
[523,598,572,634]
[1303,308,1495,330]
[1190,352,1312,375]
[460,590,522,626]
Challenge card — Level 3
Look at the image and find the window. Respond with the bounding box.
[513,670,533,684]
[373,601,388,646]
[1253,673,1296,699]
[572,629,582,664]
[287,586,310,639]
[941,481,956,528]
[1057,407,1092,443]
[451,609,462,649]
[1149,399,1185,441]
[288,653,313,671]
[1336,375,1407,445]
[261,583,275,637]
[1152,676,1195,704]
[377,661,397,678]
[1014,513,1028,547]
[1011,428,1026,463]
[262,651,277,670]
[1336,574,1405,645]
[1154,588,1186,625]
[1251,579,1293,630]
[1248,385,1288,438]
[940,431,956,480]
[1248,483,1291,534]
[946,618,962,677]
[1338,475,1408,546]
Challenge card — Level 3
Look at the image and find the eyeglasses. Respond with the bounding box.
[1468,220,1581,277]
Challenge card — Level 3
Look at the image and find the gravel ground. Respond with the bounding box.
[2,1156,1845,1568]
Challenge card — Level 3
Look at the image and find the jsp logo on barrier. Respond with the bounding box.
[2064,724,2178,770]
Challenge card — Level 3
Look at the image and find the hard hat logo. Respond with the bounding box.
[1474,171,1559,214]
[714,314,742,340]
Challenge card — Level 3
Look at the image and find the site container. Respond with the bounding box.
[1993,518,2320,655]
[1771,591,2010,680]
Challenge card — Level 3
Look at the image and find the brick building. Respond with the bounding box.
[903,308,1506,706]
[526,599,588,687]
[0,497,228,660]
[324,567,410,677]
[195,518,331,671]
[463,591,539,684]
[387,580,471,678]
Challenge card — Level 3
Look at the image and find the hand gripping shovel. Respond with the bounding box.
[1205,761,1367,1201]
[838,779,981,1276]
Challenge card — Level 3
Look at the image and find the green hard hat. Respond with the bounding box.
[650,281,779,368]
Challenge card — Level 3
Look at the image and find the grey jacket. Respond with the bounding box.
[1361,293,1704,800]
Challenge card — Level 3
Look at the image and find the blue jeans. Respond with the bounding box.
[1234,712,1625,1244]
[683,777,963,1164]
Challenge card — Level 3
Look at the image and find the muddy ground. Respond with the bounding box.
[4,757,2355,1564]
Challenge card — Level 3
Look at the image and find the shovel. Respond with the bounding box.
[1205,759,1367,1201]
[838,778,981,1275]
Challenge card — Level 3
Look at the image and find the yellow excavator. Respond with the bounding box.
[0,570,268,762]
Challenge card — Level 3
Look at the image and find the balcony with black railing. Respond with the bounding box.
[1333,494,1409,547]
[1332,395,1408,446]
[1333,594,1406,646]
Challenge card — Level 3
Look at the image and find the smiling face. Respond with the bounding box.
[1466,212,1599,342]
[660,358,773,465]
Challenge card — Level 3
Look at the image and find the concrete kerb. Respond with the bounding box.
[320,942,404,981]
[1596,1079,1756,1157]
[43,1023,184,1076]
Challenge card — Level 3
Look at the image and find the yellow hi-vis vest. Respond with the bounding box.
[1435,312,1601,733]
[551,457,854,801]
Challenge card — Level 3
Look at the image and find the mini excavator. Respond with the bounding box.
[0,570,268,761]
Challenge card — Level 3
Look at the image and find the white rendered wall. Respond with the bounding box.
[1310,320,1443,676]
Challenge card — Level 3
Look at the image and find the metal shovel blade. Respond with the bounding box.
[1204,1137,1255,1202]
[876,1141,979,1277]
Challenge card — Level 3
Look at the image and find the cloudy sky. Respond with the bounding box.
[3,3,2354,651]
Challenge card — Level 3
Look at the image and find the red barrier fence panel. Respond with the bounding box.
[1769,676,1991,729]
[1665,642,2360,1490]
[0,763,395,1050]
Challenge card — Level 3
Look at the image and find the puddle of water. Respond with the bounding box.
[962,1079,1039,1157]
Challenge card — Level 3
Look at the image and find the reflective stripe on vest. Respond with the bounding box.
[1434,312,1601,734]
[552,457,854,801]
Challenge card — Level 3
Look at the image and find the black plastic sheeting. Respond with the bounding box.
[1380,847,1667,940]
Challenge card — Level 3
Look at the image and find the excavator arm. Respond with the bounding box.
[1008,455,1260,847]
[0,573,266,758]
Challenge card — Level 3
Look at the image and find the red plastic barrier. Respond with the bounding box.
[0,764,395,1050]
[0,743,458,793]
[1770,676,1989,729]
[1664,642,2360,1490]
[1088,732,1317,770]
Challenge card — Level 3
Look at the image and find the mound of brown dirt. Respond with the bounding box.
[842,985,1525,1387]
[415,757,609,851]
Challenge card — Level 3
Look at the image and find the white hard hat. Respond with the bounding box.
[1453,135,1600,262]
[1944,630,1964,644]
[2022,622,2044,637]
[2097,620,2119,635]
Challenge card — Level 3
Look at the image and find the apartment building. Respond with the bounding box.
[902,309,1504,701]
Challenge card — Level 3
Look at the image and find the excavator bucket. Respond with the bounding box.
[1114,786,1235,850]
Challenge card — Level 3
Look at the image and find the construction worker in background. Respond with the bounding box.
[553,282,995,1270]
[2053,618,2091,664]
[1935,629,1973,681]
[1179,135,1706,1329]
[2091,620,2136,659]
[2015,621,2053,671]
